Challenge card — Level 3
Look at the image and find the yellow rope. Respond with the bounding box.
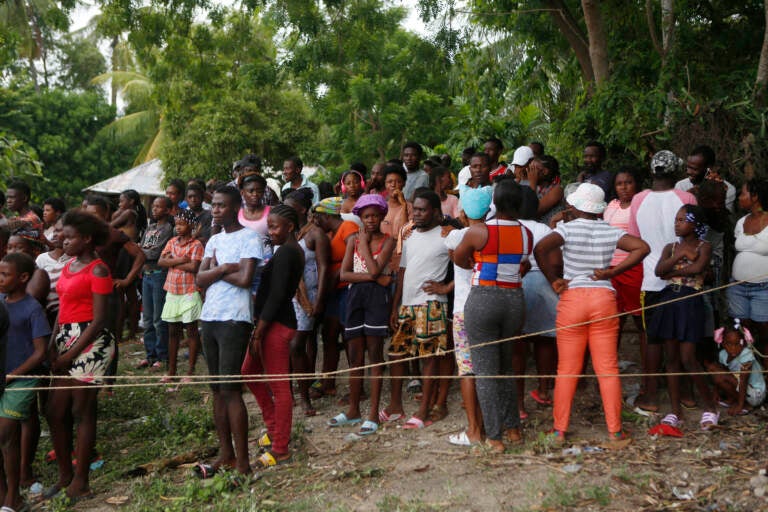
[6,273,766,391]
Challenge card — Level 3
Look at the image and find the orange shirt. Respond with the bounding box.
[330,221,359,289]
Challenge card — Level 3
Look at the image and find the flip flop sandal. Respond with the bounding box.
[448,431,474,446]
[518,409,529,420]
[359,420,379,436]
[378,409,403,423]
[700,411,720,431]
[327,413,362,427]
[257,432,272,451]
[255,451,291,469]
[530,389,553,406]
[660,413,682,428]
[194,462,217,479]
[403,416,432,429]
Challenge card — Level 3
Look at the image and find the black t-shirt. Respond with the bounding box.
[253,243,304,329]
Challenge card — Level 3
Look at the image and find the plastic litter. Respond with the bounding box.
[672,487,695,500]
[562,464,582,473]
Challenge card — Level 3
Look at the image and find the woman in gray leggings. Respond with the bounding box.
[454,178,532,452]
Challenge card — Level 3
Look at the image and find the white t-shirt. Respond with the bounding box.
[400,225,450,305]
[675,177,735,212]
[628,189,697,292]
[732,215,768,283]
[200,227,266,322]
[519,219,553,272]
[444,228,472,314]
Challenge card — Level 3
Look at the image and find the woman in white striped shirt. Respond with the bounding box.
[535,183,649,444]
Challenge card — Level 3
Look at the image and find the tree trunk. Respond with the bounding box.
[646,0,675,67]
[544,0,595,84]
[646,0,663,59]
[756,0,768,105]
[581,0,609,85]
[110,36,119,106]
[661,0,674,57]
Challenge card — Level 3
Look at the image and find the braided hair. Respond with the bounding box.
[122,189,148,237]
[270,204,299,232]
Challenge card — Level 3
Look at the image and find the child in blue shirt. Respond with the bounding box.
[0,252,50,511]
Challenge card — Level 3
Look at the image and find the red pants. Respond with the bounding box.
[553,287,622,434]
[241,322,296,455]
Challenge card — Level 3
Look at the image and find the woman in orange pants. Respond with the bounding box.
[535,183,649,442]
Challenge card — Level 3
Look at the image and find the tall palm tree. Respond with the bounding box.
[91,68,164,165]
[0,0,60,90]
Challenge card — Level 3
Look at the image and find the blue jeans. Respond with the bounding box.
[142,270,169,362]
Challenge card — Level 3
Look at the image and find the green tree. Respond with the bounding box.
[273,0,457,165]
[0,132,43,185]
[0,86,144,203]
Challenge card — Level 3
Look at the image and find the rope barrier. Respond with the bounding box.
[6,272,767,392]
[7,367,768,393]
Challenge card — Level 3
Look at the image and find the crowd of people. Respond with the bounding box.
[0,138,766,507]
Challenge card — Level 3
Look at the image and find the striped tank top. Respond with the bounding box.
[471,219,532,288]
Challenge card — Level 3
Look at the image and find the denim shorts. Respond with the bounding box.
[522,270,558,337]
[727,280,768,322]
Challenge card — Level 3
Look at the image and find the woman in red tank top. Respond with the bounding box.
[46,210,114,501]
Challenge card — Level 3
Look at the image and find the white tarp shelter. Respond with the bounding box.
[85,158,165,197]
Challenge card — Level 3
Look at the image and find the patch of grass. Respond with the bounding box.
[376,495,441,512]
[336,467,385,483]
[583,484,611,506]
[536,475,612,509]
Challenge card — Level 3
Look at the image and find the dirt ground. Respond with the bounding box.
[59,329,768,511]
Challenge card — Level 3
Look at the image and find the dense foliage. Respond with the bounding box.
[0,0,766,195]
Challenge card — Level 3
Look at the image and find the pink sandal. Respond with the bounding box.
[378,409,403,423]
[403,416,432,429]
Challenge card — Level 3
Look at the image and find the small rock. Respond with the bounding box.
[754,486,766,498]
[344,433,361,443]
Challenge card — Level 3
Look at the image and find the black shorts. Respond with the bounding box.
[344,282,390,339]
[201,320,251,391]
